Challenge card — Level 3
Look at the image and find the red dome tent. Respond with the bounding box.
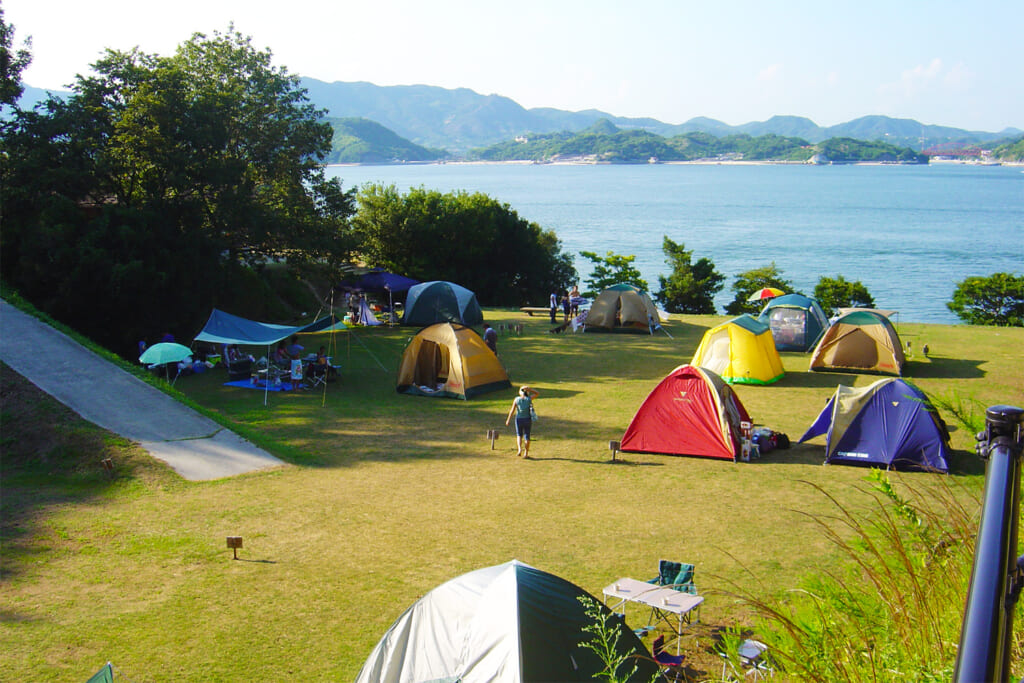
[620,364,752,461]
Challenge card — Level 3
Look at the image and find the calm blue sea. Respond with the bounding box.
[325,163,1024,324]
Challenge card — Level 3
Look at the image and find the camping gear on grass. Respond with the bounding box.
[690,314,785,385]
[621,364,752,461]
[585,283,661,332]
[354,560,660,683]
[396,323,510,399]
[809,309,905,376]
[402,280,484,327]
[757,293,830,351]
[799,377,950,472]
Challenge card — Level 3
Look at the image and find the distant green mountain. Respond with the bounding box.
[324,117,446,163]
[299,78,1021,153]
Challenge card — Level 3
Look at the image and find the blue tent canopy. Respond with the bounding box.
[194,309,335,346]
[800,378,950,472]
[337,268,419,294]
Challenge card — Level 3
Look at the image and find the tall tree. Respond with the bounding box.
[725,262,793,315]
[0,6,32,109]
[353,184,575,306]
[654,236,724,314]
[947,273,1024,326]
[0,28,355,351]
[814,274,875,315]
[579,251,648,297]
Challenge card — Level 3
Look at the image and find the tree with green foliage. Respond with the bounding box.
[814,275,875,315]
[947,273,1024,326]
[0,6,32,109]
[725,262,793,315]
[353,184,575,306]
[654,237,724,313]
[579,251,648,297]
[0,27,355,353]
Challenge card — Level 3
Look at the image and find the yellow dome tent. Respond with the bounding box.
[691,314,785,385]
[397,323,511,399]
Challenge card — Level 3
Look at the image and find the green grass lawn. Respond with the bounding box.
[2,311,1022,681]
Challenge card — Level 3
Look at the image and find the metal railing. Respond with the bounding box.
[953,404,1024,682]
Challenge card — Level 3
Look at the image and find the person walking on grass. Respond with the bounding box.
[505,385,539,458]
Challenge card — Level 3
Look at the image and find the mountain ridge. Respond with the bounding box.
[17,80,1022,155]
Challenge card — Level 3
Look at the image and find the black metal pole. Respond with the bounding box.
[954,405,1024,683]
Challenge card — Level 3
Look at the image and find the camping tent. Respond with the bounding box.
[799,378,950,471]
[585,283,660,332]
[396,323,510,399]
[690,314,785,385]
[809,310,905,376]
[354,560,660,683]
[402,281,484,327]
[757,293,830,351]
[621,364,752,461]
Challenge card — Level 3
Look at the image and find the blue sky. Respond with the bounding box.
[6,0,1022,132]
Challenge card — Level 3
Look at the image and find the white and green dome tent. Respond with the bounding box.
[354,560,660,683]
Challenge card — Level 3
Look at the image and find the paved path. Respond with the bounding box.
[0,300,285,481]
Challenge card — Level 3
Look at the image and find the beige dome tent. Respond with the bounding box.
[396,323,511,399]
[585,284,660,332]
[810,310,905,376]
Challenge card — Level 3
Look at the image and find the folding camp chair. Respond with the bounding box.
[648,560,699,625]
[652,634,685,681]
[719,639,772,681]
[308,362,328,389]
[648,560,697,595]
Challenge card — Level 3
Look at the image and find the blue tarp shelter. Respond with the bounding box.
[194,309,336,346]
[799,377,950,472]
[194,309,341,404]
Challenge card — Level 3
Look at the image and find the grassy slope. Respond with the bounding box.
[2,311,1021,681]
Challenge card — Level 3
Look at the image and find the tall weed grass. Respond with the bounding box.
[727,470,1024,681]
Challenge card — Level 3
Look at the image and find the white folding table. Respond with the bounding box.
[603,577,704,653]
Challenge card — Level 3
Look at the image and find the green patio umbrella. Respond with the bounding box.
[139,342,193,365]
[139,342,193,383]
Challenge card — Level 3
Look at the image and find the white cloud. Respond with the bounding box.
[944,61,974,89]
[758,63,782,82]
[880,58,943,98]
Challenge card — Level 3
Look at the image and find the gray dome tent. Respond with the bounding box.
[354,560,660,683]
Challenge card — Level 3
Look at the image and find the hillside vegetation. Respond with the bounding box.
[469,120,928,164]
[324,117,446,163]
